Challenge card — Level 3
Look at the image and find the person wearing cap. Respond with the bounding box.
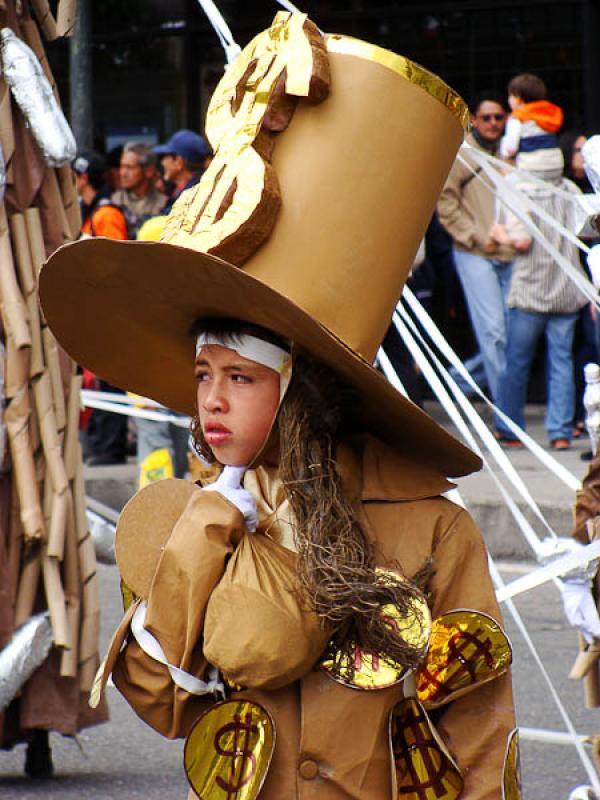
[42,13,517,799]
[153,129,211,215]
[73,151,128,240]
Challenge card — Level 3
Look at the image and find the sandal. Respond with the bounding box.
[550,438,570,451]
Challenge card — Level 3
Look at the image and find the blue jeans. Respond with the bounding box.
[496,308,578,441]
[453,250,513,403]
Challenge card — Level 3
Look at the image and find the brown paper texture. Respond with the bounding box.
[29,0,58,41]
[4,333,29,400]
[8,213,36,295]
[24,207,47,276]
[5,386,45,540]
[56,0,76,37]
[56,165,81,237]
[47,488,68,560]
[42,546,70,648]
[33,372,68,494]
[14,544,41,626]
[42,327,66,431]
[63,373,82,480]
[0,210,31,350]
[0,80,15,165]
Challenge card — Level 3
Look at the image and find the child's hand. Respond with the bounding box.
[513,239,532,252]
[490,222,511,245]
[481,237,498,254]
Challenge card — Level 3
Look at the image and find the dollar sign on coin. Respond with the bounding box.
[214,711,258,798]
[393,698,462,799]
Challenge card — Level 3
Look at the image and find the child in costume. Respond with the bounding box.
[39,12,518,799]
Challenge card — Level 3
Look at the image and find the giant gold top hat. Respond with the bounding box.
[40,12,479,477]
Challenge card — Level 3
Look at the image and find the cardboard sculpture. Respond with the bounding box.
[0,0,107,750]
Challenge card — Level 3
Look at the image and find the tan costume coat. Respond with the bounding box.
[110,436,514,800]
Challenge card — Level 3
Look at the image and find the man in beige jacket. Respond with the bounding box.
[438,91,516,405]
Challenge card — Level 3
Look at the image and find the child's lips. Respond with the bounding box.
[204,422,232,445]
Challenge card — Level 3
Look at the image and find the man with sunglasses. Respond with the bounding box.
[438,91,516,407]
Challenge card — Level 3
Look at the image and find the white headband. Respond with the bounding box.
[195,332,291,374]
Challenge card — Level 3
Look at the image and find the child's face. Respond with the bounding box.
[195,344,281,466]
[508,94,521,111]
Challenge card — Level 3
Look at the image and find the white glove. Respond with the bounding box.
[203,465,257,532]
[558,578,600,644]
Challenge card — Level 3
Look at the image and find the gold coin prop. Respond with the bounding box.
[320,569,431,690]
[392,697,463,799]
[416,610,512,709]
[503,728,523,800]
[184,700,275,800]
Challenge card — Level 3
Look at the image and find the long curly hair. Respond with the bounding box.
[190,319,430,675]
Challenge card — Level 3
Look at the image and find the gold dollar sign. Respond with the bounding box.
[161,11,330,265]
[393,698,463,800]
[214,711,258,798]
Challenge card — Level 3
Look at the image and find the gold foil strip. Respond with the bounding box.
[416,610,512,709]
[184,700,275,800]
[392,697,463,799]
[503,728,523,800]
[320,569,431,690]
[162,11,328,264]
[326,35,469,131]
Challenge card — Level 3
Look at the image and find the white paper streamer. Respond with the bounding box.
[0,28,76,166]
[459,145,597,306]
[80,392,190,428]
[401,286,580,493]
[195,0,241,64]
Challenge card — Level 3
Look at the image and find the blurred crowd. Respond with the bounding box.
[74,130,212,486]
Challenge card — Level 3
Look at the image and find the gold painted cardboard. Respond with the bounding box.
[184,700,275,800]
[39,12,479,478]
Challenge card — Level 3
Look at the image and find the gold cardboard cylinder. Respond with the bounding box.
[24,208,48,278]
[4,333,30,400]
[14,545,42,626]
[33,372,69,494]
[41,545,71,648]
[56,165,81,239]
[43,327,67,431]
[29,0,58,40]
[7,481,23,607]
[0,212,32,351]
[60,497,81,677]
[56,0,76,37]
[0,80,15,164]
[5,387,45,541]
[9,213,37,295]
[47,489,69,560]
[584,661,600,708]
[63,373,82,479]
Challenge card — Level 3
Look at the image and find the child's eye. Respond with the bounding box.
[195,370,210,383]
[231,373,252,384]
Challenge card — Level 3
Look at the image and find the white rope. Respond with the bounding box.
[81,396,190,428]
[496,541,600,602]
[489,557,600,792]
[131,602,224,697]
[195,0,241,64]
[401,285,580,492]
[390,309,548,556]
[459,145,598,306]
[81,390,163,408]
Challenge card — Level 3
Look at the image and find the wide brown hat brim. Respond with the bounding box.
[39,237,480,477]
